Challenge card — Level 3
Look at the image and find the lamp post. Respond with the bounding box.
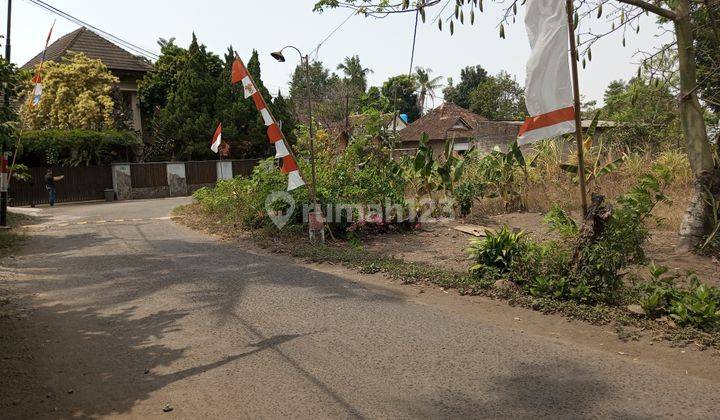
[271,46,323,242]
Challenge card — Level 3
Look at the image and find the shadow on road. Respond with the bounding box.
[1,222,400,417]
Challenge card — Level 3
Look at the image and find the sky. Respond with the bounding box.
[5,0,672,106]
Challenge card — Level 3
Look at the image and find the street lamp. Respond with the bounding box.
[271,46,323,242]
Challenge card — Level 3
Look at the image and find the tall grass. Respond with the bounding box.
[468,139,693,231]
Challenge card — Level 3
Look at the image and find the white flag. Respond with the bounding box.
[518,0,575,145]
[274,139,290,158]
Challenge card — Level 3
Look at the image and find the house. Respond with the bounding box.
[22,27,154,133]
[398,102,616,157]
[328,112,408,152]
[397,103,496,156]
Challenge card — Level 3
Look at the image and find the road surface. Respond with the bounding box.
[1,198,718,418]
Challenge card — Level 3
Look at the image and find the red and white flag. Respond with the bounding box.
[232,55,305,191]
[31,20,55,107]
[517,0,575,145]
[210,123,222,153]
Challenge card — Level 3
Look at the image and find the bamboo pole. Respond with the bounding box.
[566,0,589,215]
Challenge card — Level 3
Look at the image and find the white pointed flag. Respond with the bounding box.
[210,123,222,153]
[274,139,290,158]
[260,108,273,126]
[287,171,304,191]
[517,0,575,145]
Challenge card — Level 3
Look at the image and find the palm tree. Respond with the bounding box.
[415,67,443,115]
[337,55,373,93]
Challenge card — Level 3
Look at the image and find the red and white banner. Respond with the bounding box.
[31,20,55,107]
[232,55,304,191]
[210,123,222,153]
[518,0,575,145]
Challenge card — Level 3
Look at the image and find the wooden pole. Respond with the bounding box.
[566,0,588,215]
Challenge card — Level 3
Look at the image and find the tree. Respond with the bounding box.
[442,65,489,109]
[21,52,118,130]
[337,55,373,94]
[601,78,681,150]
[138,39,189,114]
[313,0,720,248]
[382,74,420,122]
[158,33,222,160]
[468,71,526,120]
[414,67,443,115]
[356,86,390,114]
[0,58,29,148]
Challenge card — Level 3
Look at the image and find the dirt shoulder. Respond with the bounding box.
[363,211,720,286]
[173,204,720,383]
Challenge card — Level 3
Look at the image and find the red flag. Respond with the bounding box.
[231,58,247,84]
[280,156,299,174]
[210,123,222,153]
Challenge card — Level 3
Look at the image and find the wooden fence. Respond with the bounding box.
[9,166,113,206]
[130,162,168,188]
[9,159,261,206]
[185,161,217,185]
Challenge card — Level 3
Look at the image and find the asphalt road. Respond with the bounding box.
[2,198,719,419]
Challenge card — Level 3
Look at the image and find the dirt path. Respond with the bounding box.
[1,198,719,418]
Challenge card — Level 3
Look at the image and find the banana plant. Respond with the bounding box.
[559,111,626,192]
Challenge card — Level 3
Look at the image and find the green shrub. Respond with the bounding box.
[633,263,720,331]
[20,129,141,166]
[466,226,527,275]
[467,166,673,305]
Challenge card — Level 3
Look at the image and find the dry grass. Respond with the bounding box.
[471,146,693,232]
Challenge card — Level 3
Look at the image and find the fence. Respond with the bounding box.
[9,166,113,206]
[9,159,260,206]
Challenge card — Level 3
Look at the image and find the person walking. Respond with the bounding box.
[44,169,63,207]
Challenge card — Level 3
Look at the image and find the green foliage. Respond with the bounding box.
[158,34,223,160]
[466,226,527,274]
[544,205,579,237]
[21,53,119,130]
[141,36,278,161]
[601,78,681,149]
[0,58,30,148]
[19,129,141,166]
[194,129,407,234]
[468,71,526,120]
[442,65,489,110]
[337,55,373,94]
[381,74,420,122]
[467,166,673,305]
[635,263,720,331]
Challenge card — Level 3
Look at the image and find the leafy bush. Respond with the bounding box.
[634,263,720,331]
[20,129,141,166]
[194,132,408,235]
[466,226,527,275]
[467,166,673,305]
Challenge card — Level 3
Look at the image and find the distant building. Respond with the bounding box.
[22,27,154,133]
[398,102,615,157]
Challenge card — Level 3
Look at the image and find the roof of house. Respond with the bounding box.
[399,103,488,142]
[22,27,153,74]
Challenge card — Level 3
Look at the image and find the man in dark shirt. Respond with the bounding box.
[44,169,63,207]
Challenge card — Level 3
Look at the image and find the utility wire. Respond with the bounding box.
[310,9,356,60]
[24,0,159,60]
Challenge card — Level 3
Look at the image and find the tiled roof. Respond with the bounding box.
[22,27,153,74]
[399,103,488,142]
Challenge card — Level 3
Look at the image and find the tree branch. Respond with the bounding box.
[614,0,676,20]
